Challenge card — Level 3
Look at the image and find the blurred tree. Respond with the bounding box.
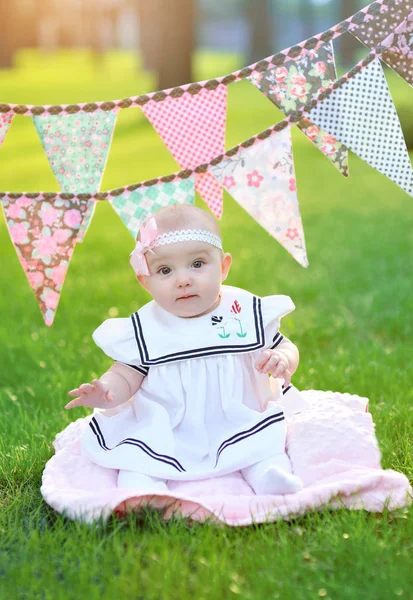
[138,0,194,89]
[0,0,16,67]
[300,0,314,42]
[339,0,359,66]
[138,0,163,72]
[246,0,273,64]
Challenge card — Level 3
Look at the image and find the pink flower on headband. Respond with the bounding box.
[129,217,158,276]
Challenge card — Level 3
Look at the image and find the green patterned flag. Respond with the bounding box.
[110,176,196,239]
[33,109,118,242]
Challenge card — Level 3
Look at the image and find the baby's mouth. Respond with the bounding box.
[177,294,197,300]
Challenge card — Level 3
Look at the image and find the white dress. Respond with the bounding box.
[82,285,297,481]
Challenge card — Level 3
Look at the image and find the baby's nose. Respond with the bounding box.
[176,270,191,286]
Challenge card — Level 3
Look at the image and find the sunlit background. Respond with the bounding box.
[0,0,370,90]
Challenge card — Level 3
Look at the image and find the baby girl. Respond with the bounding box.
[66,204,303,495]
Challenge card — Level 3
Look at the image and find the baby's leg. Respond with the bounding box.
[241,452,303,495]
[117,469,168,491]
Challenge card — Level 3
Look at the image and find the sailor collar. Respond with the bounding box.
[130,286,266,366]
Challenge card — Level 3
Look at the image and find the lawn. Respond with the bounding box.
[0,50,413,599]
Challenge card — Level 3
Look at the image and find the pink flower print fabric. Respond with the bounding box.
[248,42,349,177]
[141,85,227,219]
[2,195,90,326]
[391,12,413,62]
[307,58,413,198]
[32,109,118,242]
[0,113,13,147]
[210,126,308,268]
[349,0,413,87]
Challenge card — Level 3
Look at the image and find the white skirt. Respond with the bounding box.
[82,354,293,481]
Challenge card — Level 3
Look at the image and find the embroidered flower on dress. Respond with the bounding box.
[231,301,241,314]
[230,301,247,337]
[211,315,223,326]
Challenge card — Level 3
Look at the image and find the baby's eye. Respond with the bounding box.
[158,267,171,275]
[192,260,204,269]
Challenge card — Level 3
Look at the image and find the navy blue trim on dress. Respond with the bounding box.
[131,296,265,366]
[115,361,149,376]
[270,332,284,349]
[89,418,108,450]
[214,411,285,467]
[89,417,186,472]
[282,385,292,395]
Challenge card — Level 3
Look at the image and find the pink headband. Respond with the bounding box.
[129,217,158,276]
[130,217,222,276]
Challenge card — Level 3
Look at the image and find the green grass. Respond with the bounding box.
[0,49,413,600]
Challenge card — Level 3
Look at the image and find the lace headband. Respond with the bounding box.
[130,217,222,276]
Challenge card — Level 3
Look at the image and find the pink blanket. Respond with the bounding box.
[41,390,411,525]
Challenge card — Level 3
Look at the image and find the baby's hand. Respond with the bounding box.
[255,349,291,385]
[65,379,114,410]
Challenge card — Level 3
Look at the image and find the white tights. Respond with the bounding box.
[241,452,303,495]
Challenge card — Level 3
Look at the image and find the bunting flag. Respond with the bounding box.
[248,42,349,177]
[1,195,90,326]
[210,126,308,267]
[307,58,413,197]
[0,113,13,147]
[2,2,413,325]
[349,0,413,87]
[141,85,227,219]
[33,109,118,242]
[110,176,196,240]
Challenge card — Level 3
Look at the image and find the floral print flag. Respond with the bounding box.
[349,0,413,87]
[0,113,13,147]
[141,86,227,219]
[248,42,349,177]
[2,195,91,326]
[33,109,118,242]
[307,58,413,198]
[210,126,308,267]
[110,176,196,240]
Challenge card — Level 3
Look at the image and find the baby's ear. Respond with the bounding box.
[221,253,232,282]
[137,274,150,292]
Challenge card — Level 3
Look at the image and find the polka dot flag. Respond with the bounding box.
[307,59,413,198]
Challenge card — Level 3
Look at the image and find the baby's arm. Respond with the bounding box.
[65,362,145,410]
[255,337,299,385]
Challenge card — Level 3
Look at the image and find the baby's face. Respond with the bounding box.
[140,240,231,318]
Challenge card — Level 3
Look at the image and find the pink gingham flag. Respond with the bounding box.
[141,85,227,218]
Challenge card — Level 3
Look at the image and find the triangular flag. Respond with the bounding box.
[248,42,349,176]
[33,109,118,241]
[349,1,413,87]
[141,85,227,219]
[210,126,308,267]
[0,113,13,147]
[307,58,413,197]
[2,194,90,326]
[111,176,195,240]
